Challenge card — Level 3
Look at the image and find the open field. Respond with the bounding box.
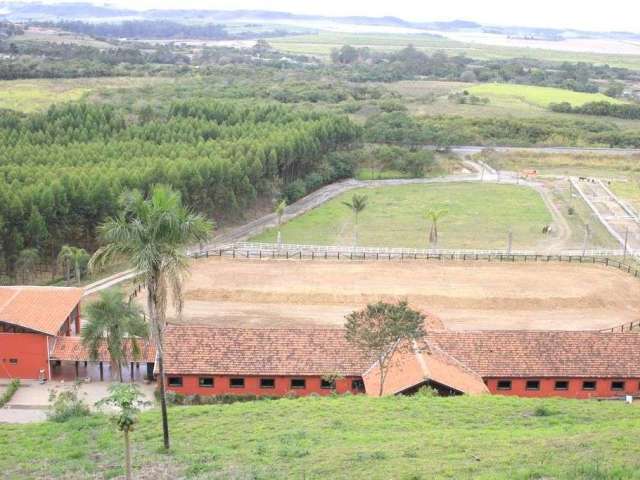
[610,180,640,210]
[252,183,553,250]
[3,395,640,479]
[467,83,624,108]
[12,26,113,48]
[172,258,640,331]
[478,150,640,178]
[270,32,640,69]
[0,77,168,112]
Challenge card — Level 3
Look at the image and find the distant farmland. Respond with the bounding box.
[466,83,625,108]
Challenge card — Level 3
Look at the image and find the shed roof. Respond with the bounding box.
[429,330,640,378]
[0,286,83,336]
[51,336,156,363]
[163,324,373,377]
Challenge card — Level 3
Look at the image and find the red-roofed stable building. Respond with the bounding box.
[163,325,373,396]
[0,286,83,379]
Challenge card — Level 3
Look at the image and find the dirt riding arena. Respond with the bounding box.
[167,258,640,331]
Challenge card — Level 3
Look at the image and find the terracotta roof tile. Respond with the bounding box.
[163,324,373,376]
[0,286,83,336]
[51,336,156,363]
[429,330,640,378]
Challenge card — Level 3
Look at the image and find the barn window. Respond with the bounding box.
[199,377,214,388]
[290,378,306,389]
[321,379,335,390]
[230,378,245,388]
[8,358,18,365]
[611,381,625,391]
[582,380,597,390]
[525,380,540,391]
[554,380,569,390]
[497,380,512,390]
[260,378,275,389]
[352,379,365,391]
[167,376,182,387]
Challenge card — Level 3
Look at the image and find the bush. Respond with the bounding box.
[0,379,20,407]
[47,383,91,422]
[282,179,307,203]
[534,405,553,417]
[163,392,279,406]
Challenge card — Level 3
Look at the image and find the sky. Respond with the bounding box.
[91,0,640,33]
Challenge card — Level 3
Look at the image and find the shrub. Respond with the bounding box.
[47,383,91,422]
[534,405,553,417]
[282,179,307,203]
[0,379,20,407]
[415,385,439,397]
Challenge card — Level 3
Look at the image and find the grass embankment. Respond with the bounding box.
[2,395,640,479]
[253,183,552,249]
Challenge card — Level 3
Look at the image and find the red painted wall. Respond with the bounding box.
[165,374,365,397]
[485,377,640,399]
[0,333,49,380]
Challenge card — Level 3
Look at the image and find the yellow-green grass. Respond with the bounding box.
[466,83,625,108]
[252,183,552,249]
[270,32,640,69]
[2,395,640,479]
[0,77,168,112]
[610,180,640,211]
[479,151,640,178]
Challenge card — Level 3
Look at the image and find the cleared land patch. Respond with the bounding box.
[171,258,640,331]
[0,77,167,112]
[252,183,552,249]
[466,83,624,108]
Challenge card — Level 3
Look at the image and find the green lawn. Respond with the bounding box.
[252,183,552,249]
[466,83,624,108]
[2,395,640,479]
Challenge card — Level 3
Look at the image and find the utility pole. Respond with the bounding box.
[507,228,513,254]
[623,227,629,261]
[480,163,485,182]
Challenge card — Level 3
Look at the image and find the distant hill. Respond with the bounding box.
[0,1,638,39]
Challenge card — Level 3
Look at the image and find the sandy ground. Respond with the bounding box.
[166,258,640,331]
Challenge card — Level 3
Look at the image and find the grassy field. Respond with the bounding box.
[0,78,169,112]
[2,395,640,479]
[271,32,640,69]
[467,83,624,108]
[478,151,640,178]
[252,183,552,249]
[610,180,640,210]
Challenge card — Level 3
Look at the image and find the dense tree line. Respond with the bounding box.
[41,20,229,40]
[550,101,640,120]
[365,111,640,148]
[0,102,361,279]
[331,45,638,93]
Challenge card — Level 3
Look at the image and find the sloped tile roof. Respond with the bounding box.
[51,336,156,363]
[429,330,640,378]
[362,339,488,396]
[0,286,83,336]
[163,324,374,376]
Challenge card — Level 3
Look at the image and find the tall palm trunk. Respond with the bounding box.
[147,279,170,450]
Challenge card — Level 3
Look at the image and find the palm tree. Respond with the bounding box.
[342,194,368,248]
[274,199,287,246]
[425,208,448,247]
[16,248,40,284]
[81,289,148,382]
[89,186,213,451]
[57,245,89,285]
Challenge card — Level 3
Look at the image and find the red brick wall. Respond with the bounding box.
[485,377,640,399]
[165,374,364,397]
[0,333,49,380]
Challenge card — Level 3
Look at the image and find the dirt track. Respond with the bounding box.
[172,258,640,331]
